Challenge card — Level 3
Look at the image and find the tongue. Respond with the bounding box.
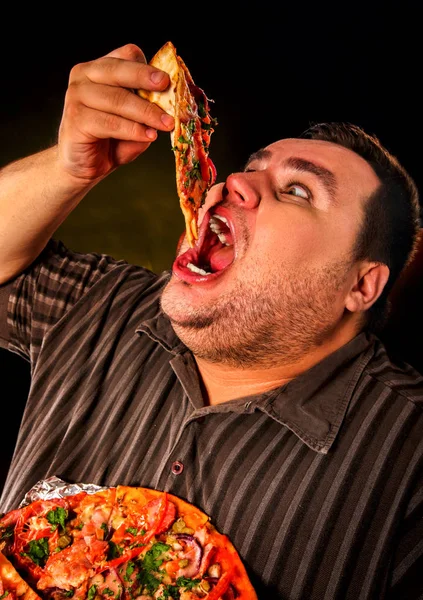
[209,245,234,272]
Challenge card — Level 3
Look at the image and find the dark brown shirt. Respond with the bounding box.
[0,240,422,599]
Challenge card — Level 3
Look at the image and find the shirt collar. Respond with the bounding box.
[136,310,186,354]
[137,306,376,455]
[258,333,375,453]
[135,272,186,354]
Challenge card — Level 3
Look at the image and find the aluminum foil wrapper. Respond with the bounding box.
[19,476,108,508]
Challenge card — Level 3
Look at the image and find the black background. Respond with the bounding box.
[0,5,421,491]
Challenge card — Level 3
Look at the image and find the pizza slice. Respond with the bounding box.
[137,41,217,247]
[0,551,41,600]
[0,486,257,600]
[110,486,257,599]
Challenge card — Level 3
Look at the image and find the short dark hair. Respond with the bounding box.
[299,122,421,333]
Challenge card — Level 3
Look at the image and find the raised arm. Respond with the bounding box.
[0,43,174,284]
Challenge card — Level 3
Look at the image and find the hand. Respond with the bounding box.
[57,43,175,184]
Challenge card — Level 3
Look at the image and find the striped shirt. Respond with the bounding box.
[0,239,422,599]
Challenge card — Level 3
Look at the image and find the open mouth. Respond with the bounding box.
[173,208,235,281]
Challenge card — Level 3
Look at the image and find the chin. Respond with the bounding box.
[160,277,204,326]
[161,267,224,323]
[161,272,240,341]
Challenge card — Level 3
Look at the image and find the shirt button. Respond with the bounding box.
[171,461,184,475]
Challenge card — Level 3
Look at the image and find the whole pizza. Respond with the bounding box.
[0,486,257,600]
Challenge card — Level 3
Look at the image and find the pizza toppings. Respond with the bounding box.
[0,486,257,600]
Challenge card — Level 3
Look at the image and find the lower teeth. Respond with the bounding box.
[187,262,211,276]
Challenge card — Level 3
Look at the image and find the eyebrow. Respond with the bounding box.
[285,157,338,199]
[244,148,272,168]
[245,149,338,201]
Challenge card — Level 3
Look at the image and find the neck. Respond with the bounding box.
[195,323,359,405]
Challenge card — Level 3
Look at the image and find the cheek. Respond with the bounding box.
[258,209,357,268]
[256,217,325,265]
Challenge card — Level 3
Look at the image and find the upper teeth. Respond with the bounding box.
[209,214,230,245]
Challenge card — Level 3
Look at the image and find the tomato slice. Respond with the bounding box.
[205,547,236,600]
[104,493,171,570]
[207,157,217,186]
[0,507,22,528]
[205,568,234,600]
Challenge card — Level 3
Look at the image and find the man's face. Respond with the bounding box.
[161,138,381,367]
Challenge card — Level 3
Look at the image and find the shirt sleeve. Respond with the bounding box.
[0,280,12,348]
[5,238,152,365]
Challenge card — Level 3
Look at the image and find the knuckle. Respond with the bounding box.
[142,100,159,122]
[65,79,79,99]
[129,121,144,140]
[103,112,121,133]
[120,43,145,62]
[63,86,81,116]
[63,98,80,122]
[97,57,116,76]
[68,62,84,82]
[113,87,133,112]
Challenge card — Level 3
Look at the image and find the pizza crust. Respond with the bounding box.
[0,551,41,600]
[137,42,180,118]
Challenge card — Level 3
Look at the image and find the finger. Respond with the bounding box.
[71,55,170,94]
[112,139,153,166]
[63,104,160,143]
[70,81,174,132]
[103,43,147,64]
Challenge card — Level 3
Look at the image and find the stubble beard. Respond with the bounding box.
[160,255,353,369]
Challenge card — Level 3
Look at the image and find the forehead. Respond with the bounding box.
[257,138,380,202]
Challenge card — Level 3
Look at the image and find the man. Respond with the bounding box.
[0,43,422,599]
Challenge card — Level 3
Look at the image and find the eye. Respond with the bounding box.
[287,184,309,199]
[284,183,311,200]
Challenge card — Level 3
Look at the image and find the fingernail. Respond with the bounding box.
[161,114,174,128]
[151,71,165,84]
[146,128,157,140]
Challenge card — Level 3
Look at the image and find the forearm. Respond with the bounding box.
[0,145,96,283]
[0,44,175,284]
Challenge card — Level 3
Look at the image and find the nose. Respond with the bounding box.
[222,172,261,209]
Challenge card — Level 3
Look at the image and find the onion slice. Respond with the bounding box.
[174,533,203,578]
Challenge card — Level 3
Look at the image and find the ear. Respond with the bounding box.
[345,262,390,313]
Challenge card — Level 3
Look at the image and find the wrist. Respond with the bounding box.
[51,146,103,200]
